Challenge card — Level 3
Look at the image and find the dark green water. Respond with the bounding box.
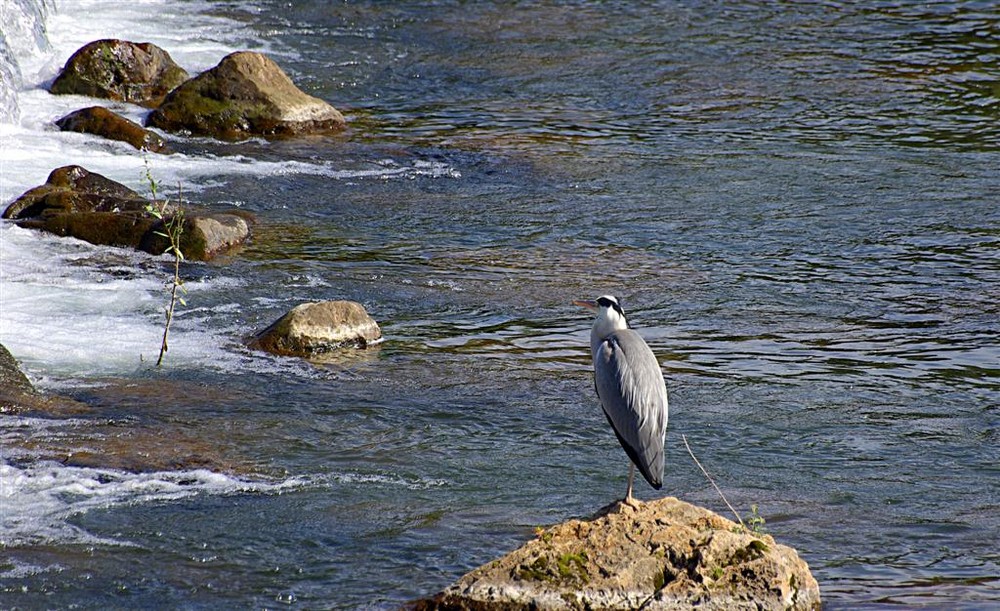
[2,1,998,608]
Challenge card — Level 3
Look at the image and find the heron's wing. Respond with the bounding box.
[593,329,669,488]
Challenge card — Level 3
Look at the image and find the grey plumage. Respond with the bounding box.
[576,295,669,502]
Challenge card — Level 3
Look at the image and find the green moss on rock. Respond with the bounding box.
[50,39,189,108]
[147,51,345,140]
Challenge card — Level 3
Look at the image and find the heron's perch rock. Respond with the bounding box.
[413,496,820,610]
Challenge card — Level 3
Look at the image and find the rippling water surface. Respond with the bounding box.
[1,1,998,609]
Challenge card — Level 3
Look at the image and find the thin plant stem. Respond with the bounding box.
[156,246,182,366]
[144,159,186,368]
[682,433,746,530]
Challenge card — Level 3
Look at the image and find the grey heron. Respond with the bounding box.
[575,295,669,505]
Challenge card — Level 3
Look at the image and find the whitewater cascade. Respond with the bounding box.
[0,0,53,123]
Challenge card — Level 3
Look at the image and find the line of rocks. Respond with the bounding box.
[50,39,345,146]
[5,39,379,358]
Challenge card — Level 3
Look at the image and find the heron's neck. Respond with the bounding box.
[590,311,627,354]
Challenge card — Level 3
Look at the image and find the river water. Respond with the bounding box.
[1,1,998,608]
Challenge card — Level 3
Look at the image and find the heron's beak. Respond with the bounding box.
[573,299,598,311]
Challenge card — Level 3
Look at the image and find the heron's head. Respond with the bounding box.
[573,294,628,330]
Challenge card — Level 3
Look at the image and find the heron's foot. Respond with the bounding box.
[619,495,643,511]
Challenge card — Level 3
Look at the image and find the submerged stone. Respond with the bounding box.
[49,39,189,108]
[251,301,382,357]
[147,51,346,140]
[55,106,170,152]
[413,496,821,610]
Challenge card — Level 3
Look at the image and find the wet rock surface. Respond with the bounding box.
[2,165,252,261]
[414,497,821,610]
[0,342,89,415]
[0,361,264,475]
[55,106,170,152]
[49,39,189,108]
[147,51,345,140]
[251,300,382,357]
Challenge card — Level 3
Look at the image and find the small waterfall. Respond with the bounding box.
[0,0,53,123]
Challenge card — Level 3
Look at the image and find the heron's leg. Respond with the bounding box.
[623,463,638,507]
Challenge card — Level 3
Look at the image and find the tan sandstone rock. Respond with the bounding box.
[251,301,382,357]
[147,51,346,140]
[414,496,820,610]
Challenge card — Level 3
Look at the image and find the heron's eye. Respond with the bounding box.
[597,297,616,308]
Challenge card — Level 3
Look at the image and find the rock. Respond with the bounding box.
[2,166,252,261]
[49,39,189,108]
[147,51,345,140]
[251,301,382,357]
[0,342,89,415]
[414,497,821,611]
[188,213,253,257]
[0,342,35,401]
[55,106,170,152]
[139,211,255,261]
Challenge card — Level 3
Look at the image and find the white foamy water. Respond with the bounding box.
[0,416,307,547]
[0,0,268,381]
[0,0,309,549]
[0,223,249,381]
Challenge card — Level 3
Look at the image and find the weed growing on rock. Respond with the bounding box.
[142,157,186,367]
[747,504,768,535]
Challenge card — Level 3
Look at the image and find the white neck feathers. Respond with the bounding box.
[590,306,628,355]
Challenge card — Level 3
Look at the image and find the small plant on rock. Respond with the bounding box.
[747,504,767,536]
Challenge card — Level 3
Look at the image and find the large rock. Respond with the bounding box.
[55,106,170,153]
[49,39,189,108]
[147,51,346,140]
[251,301,382,357]
[415,497,820,610]
[2,166,252,261]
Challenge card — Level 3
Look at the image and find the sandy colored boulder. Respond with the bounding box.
[147,51,345,140]
[49,39,189,108]
[414,497,820,610]
[252,301,382,357]
[55,106,170,152]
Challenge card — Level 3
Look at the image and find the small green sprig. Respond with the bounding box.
[142,158,187,367]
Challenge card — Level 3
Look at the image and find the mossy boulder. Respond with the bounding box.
[147,51,345,140]
[413,497,821,610]
[2,165,252,261]
[55,106,170,152]
[49,39,189,108]
[251,301,382,357]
